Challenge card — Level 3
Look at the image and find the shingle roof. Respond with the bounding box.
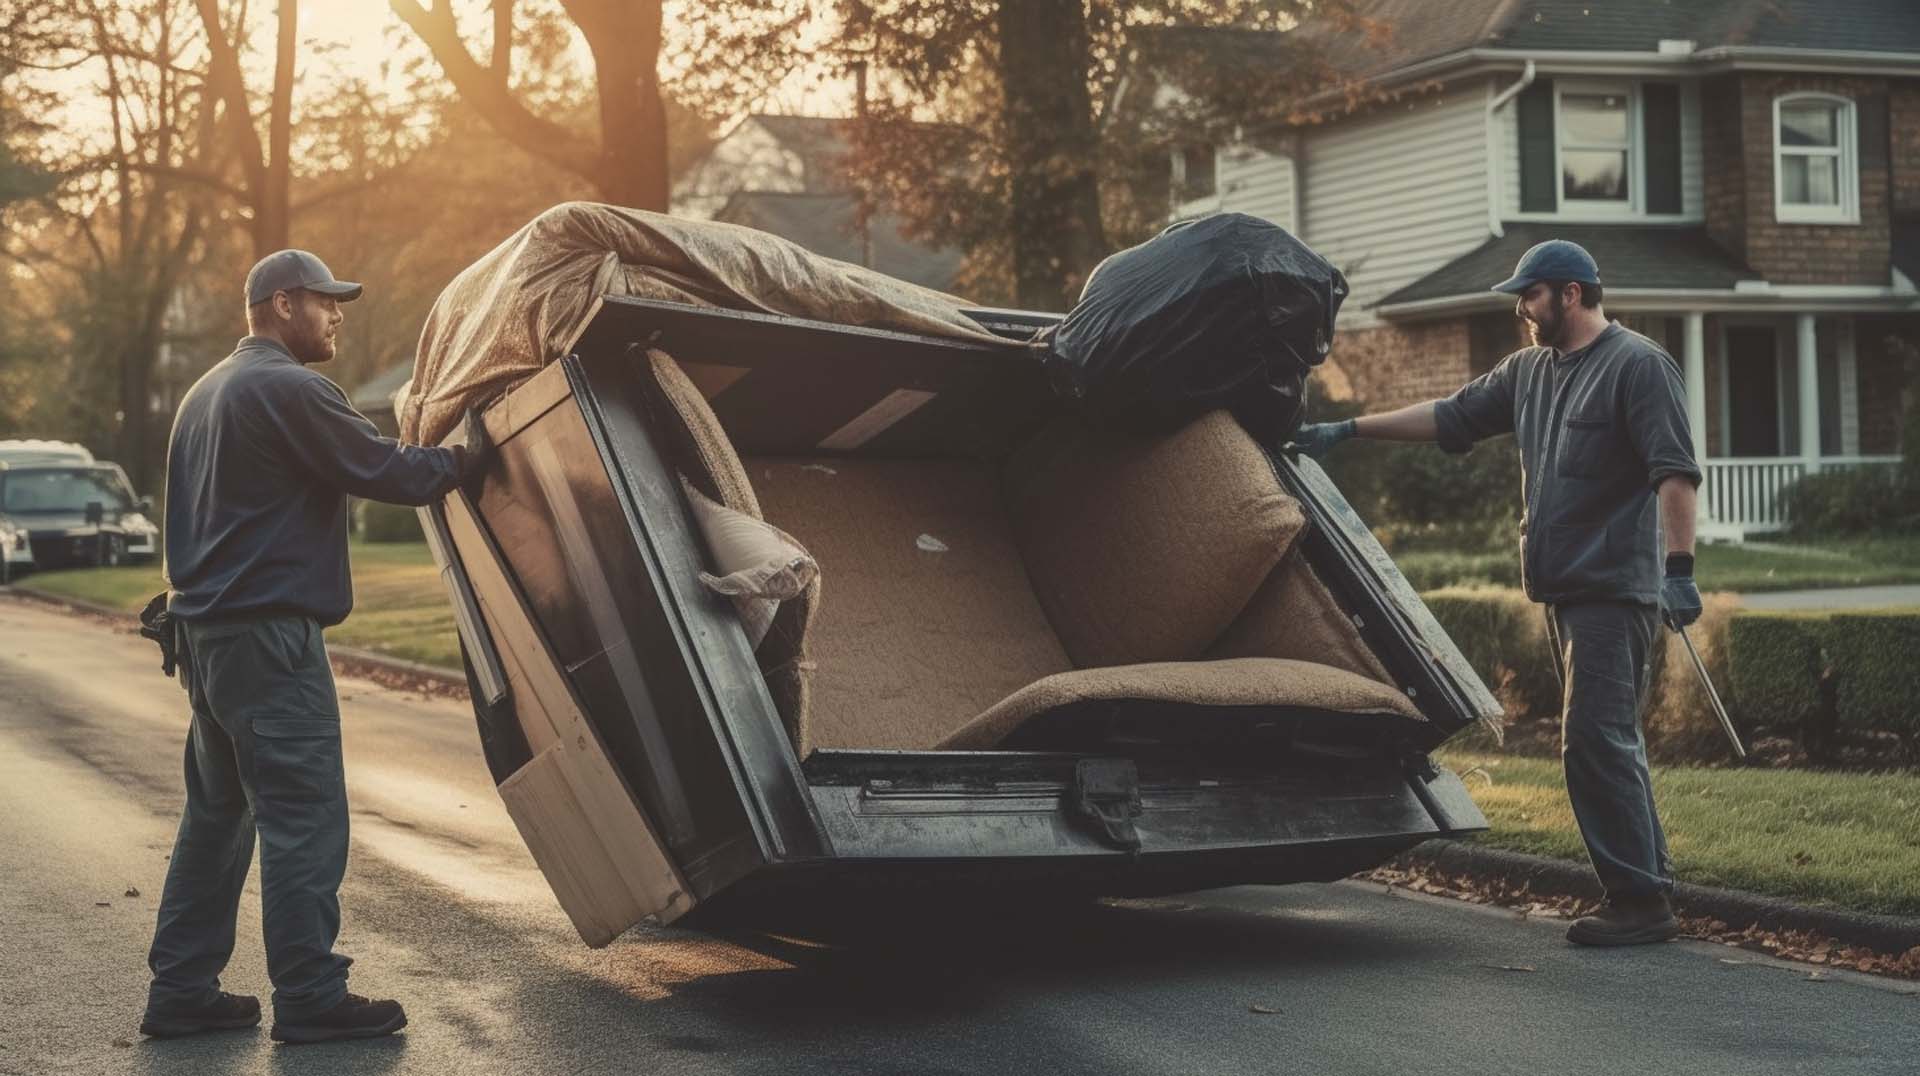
[713,192,964,293]
[1378,223,1758,308]
[1132,0,1920,92]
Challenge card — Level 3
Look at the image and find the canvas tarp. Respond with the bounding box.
[397,201,1008,445]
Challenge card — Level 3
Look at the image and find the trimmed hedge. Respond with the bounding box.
[1824,613,1920,740]
[1725,613,1831,750]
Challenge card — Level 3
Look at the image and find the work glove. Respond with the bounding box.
[457,406,495,493]
[1660,553,1702,630]
[1286,418,1357,460]
[137,591,178,678]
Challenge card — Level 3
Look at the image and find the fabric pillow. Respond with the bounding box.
[680,476,817,648]
[1005,410,1306,668]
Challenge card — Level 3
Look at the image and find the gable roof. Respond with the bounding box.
[713,191,964,293]
[1378,223,1758,311]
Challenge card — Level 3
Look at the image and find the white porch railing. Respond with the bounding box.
[1700,456,1902,537]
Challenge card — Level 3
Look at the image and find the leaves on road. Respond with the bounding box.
[1476,963,1538,972]
[1248,1004,1284,1015]
[124,886,139,898]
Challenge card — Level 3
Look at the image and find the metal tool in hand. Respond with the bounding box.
[1675,623,1746,760]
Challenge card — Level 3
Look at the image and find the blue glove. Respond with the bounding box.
[1660,554,1702,629]
[1287,419,1357,459]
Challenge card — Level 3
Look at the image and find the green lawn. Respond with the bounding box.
[1397,534,1920,594]
[16,541,461,668]
[1437,749,1920,917]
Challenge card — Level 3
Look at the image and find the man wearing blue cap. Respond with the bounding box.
[1292,239,1702,947]
[140,251,491,1043]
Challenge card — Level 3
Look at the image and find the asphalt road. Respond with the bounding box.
[2,594,1916,1076]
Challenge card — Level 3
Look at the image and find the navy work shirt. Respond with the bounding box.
[1432,322,1702,607]
[164,336,461,626]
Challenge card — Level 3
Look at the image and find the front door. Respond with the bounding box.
[1725,325,1781,457]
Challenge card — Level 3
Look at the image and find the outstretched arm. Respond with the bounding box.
[1355,401,1440,442]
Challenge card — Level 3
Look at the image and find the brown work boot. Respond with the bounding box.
[270,993,407,1045]
[1567,892,1680,947]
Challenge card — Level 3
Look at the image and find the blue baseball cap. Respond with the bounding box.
[245,249,362,306]
[1490,239,1601,295]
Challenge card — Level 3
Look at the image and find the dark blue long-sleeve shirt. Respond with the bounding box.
[164,336,461,626]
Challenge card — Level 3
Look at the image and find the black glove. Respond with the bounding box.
[1660,552,1702,630]
[137,591,178,678]
[458,406,495,492]
[1286,419,1357,459]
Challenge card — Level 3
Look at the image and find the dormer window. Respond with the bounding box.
[1774,93,1859,224]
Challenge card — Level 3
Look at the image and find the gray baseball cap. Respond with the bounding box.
[245,249,363,306]
[1490,239,1601,295]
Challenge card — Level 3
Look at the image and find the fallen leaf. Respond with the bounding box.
[1477,964,1538,973]
[95,901,110,908]
[1718,958,1750,966]
[1249,1004,1284,1015]
[124,886,140,898]
[1805,971,1828,982]
[111,1038,132,1048]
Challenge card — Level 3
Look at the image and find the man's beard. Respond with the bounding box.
[1526,294,1567,349]
[288,313,336,364]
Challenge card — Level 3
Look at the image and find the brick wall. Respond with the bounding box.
[1701,75,1749,266]
[1721,73,1895,285]
[1893,82,1920,217]
[1856,315,1917,456]
[1325,318,1477,410]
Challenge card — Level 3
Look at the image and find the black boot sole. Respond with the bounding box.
[270,1010,407,1045]
[139,1013,262,1038]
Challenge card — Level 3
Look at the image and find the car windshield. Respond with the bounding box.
[1,467,134,513]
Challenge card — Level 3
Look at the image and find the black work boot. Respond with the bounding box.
[140,991,262,1038]
[270,993,407,1045]
[1567,891,1680,947]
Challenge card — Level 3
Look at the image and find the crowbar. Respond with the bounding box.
[1676,624,1746,760]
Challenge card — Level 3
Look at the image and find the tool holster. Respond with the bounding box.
[137,591,179,679]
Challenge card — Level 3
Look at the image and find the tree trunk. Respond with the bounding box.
[997,0,1106,311]
[582,1,669,210]
[256,0,296,254]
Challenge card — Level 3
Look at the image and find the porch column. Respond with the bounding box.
[1796,313,1821,474]
[1683,312,1707,463]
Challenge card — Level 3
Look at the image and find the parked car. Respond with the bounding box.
[417,296,1501,944]
[0,441,158,581]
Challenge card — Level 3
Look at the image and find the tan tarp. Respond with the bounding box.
[397,201,1008,445]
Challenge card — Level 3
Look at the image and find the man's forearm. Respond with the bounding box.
[1353,401,1440,442]
[1658,477,1697,555]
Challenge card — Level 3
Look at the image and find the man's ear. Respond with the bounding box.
[272,290,295,321]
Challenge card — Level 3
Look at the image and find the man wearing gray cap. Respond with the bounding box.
[140,251,490,1044]
[1291,240,1702,947]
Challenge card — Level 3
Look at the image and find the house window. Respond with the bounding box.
[1559,88,1632,204]
[1171,144,1217,204]
[1774,93,1859,224]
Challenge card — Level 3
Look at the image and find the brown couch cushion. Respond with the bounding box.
[1006,411,1306,669]
[748,457,1073,752]
[1206,550,1397,684]
[938,657,1422,750]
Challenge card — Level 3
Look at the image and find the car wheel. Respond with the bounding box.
[99,534,125,568]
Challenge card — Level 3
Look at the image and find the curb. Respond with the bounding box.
[1395,838,1920,956]
[2,585,468,690]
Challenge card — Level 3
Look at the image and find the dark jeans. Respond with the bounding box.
[1544,601,1675,901]
[145,615,352,1020]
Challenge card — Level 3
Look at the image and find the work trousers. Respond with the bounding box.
[144,614,352,1020]
[1544,600,1675,901]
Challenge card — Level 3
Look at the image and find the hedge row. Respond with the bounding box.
[1426,587,1920,759]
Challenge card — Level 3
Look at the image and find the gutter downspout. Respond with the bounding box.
[1484,60,1536,239]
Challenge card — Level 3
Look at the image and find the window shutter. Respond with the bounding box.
[1858,92,1889,170]
[1518,79,1557,213]
[1643,83,1683,214]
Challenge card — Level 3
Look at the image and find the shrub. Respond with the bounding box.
[1309,397,1523,549]
[1779,466,1915,536]
[1421,586,1557,729]
[1824,612,1920,742]
[356,499,425,543]
[1724,612,1833,750]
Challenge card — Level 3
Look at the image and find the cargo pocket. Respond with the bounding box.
[249,714,344,806]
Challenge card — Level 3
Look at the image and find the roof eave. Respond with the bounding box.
[1377,284,1920,320]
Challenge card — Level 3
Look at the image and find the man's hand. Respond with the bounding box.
[458,406,494,492]
[1286,419,1357,459]
[1661,552,1702,630]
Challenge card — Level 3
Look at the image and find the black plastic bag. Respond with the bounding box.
[1042,213,1347,444]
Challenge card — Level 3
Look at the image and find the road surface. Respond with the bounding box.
[2,594,1915,1076]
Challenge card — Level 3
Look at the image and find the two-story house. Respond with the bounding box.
[1144,0,1919,540]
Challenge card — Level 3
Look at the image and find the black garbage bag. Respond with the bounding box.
[1042,213,1347,445]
